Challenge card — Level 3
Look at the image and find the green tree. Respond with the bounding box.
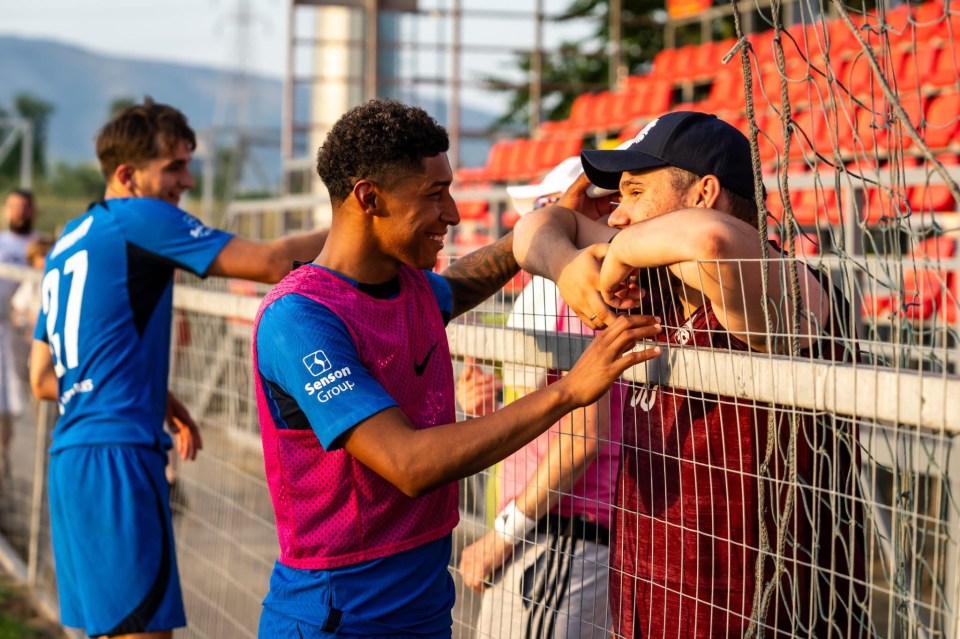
[108,96,136,117]
[485,0,665,130]
[48,161,105,200]
[0,93,55,180]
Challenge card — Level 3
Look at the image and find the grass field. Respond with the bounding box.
[0,572,65,639]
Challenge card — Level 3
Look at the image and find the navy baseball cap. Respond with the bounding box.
[580,111,756,200]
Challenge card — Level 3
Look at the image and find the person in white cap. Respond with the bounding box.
[457,155,621,639]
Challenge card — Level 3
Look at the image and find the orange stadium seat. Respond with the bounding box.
[456,199,489,221]
[893,46,941,92]
[938,272,960,323]
[748,29,778,69]
[864,234,953,321]
[650,47,678,77]
[704,66,747,114]
[908,154,959,213]
[589,91,617,131]
[928,43,960,87]
[533,136,582,172]
[893,92,928,152]
[506,138,541,181]
[493,139,527,182]
[639,79,673,117]
[537,120,568,137]
[568,93,601,132]
[696,39,736,77]
[912,1,952,43]
[454,166,488,186]
[923,93,960,150]
[500,209,521,230]
[864,267,943,321]
[669,44,701,82]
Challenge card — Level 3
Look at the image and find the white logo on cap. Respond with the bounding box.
[632,118,660,145]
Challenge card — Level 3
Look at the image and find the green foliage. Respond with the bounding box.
[0,612,46,639]
[108,96,136,118]
[47,162,104,200]
[0,93,54,181]
[484,0,665,130]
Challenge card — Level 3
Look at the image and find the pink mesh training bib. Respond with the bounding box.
[253,264,459,570]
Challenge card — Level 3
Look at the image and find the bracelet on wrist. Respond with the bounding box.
[493,499,537,542]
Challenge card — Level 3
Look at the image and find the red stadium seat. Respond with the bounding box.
[568,93,600,131]
[893,92,928,152]
[640,80,673,116]
[908,154,959,213]
[928,44,960,87]
[748,29,779,69]
[863,267,943,321]
[500,209,521,230]
[669,44,701,82]
[913,235,957,260]
[650,48,678,77]
[537,120,568,137]
[912,2,951,43]
[704,66,748,114]
[587,91,617,131]
[490,139,525,182]
[457,199,489,221]
[923,93,960,150]
[893,47,941,92]
[866,232,955,321]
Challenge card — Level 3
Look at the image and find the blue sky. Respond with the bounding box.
[2,0,287,77]
[1,0,595,82]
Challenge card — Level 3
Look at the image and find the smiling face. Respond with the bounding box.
[126,138,195,206]
[373,153,460,270]
[607,165,699,230]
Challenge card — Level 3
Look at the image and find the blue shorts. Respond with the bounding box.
[49,445,186,636]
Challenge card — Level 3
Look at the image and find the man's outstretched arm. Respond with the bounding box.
[207,228,330,284]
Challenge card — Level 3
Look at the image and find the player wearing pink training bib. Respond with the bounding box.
[252,99,664,638]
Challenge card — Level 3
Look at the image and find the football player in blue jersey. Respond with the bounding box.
[27,97,329,639]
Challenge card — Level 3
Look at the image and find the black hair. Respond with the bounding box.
[7,188,34,204]
[316,99,449,205]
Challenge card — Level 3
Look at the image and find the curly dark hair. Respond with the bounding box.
[316,99,449,205]
[95,96,196,179]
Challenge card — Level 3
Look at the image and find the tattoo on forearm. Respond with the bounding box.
[444,233,520,317]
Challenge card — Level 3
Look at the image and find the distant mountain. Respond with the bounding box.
[0,35,497,172]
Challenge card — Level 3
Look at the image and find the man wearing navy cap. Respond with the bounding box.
[514,112,869,638]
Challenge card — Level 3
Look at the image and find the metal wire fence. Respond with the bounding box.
[0,250,957,637]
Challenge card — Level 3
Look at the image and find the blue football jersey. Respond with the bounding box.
[34,198,232,452]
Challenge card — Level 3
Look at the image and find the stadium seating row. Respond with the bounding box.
[454,135,582,185]
[863,235,959,322]
[723,92,960,166]
[765,153,959,225]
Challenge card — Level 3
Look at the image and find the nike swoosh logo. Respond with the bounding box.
[414,342,439,376]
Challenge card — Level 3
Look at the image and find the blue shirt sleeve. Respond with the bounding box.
[425,271,453,321]
[112,198,233,276]
[256,293,398,450]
